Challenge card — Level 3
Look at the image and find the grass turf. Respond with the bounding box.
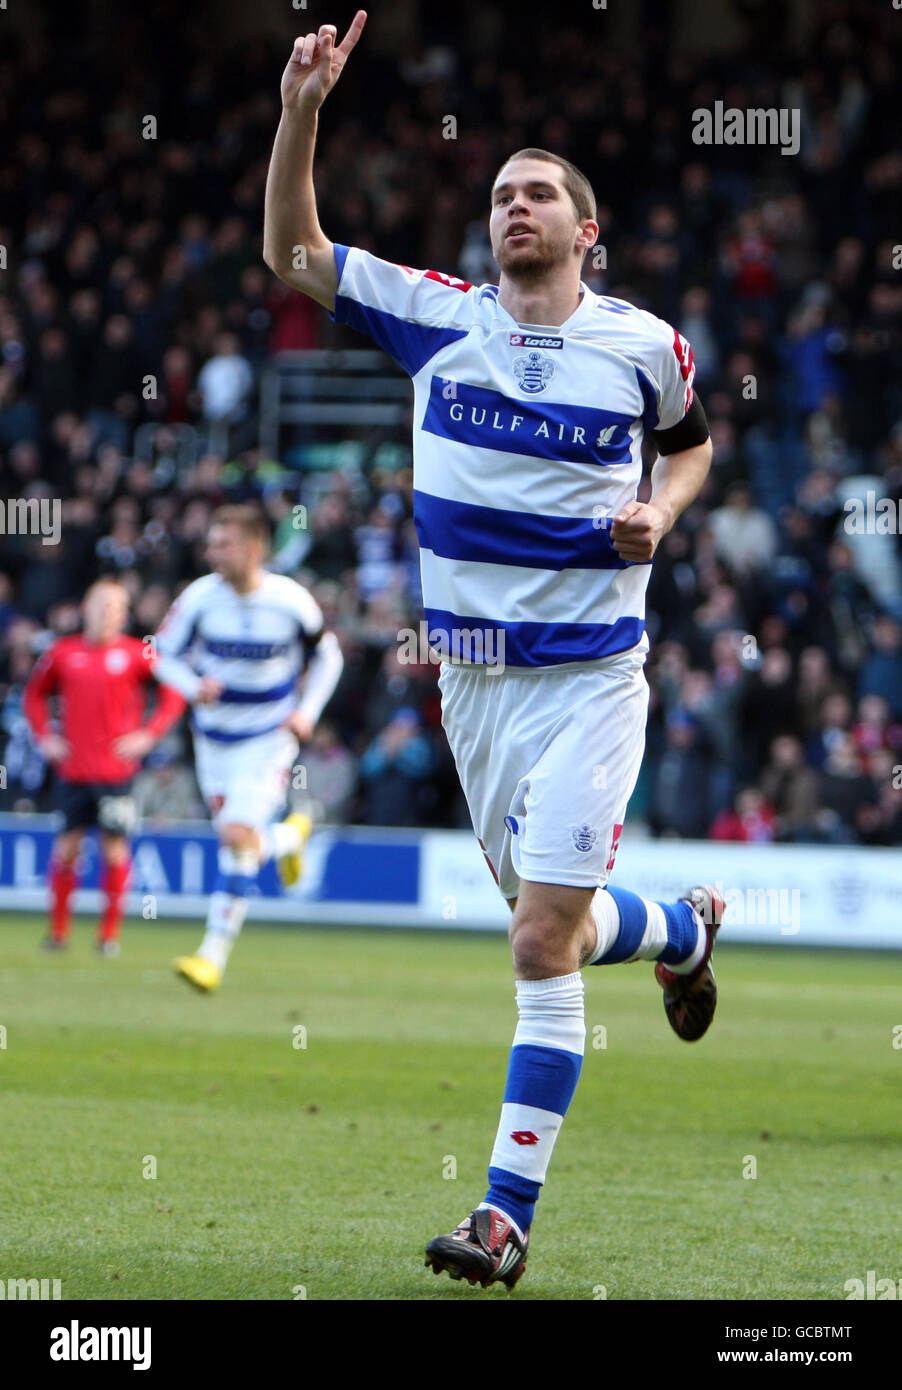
[0,912,899,1300]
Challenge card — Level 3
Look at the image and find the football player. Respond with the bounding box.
[263,13,724,1289]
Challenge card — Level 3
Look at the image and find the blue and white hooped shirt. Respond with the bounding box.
[329,245,696,669]
[155,572,324,741]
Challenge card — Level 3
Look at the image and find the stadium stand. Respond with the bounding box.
[1,1,901,843]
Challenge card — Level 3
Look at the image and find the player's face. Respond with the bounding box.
[490,160,585,279]
[83,585,129,642]
[205,523,260,582]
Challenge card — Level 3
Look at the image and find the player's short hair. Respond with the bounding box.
[84,576,129,604]
[493,148,597,225]
[209,504,270,549]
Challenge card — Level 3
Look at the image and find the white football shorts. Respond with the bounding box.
[438,647,649,899]
[192,726,299,828]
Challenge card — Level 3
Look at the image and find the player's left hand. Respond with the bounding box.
[283,710,315,742]
[610,500,671,563]
[112,729,156,760]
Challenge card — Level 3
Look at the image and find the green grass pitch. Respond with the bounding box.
[1,912,899,1300]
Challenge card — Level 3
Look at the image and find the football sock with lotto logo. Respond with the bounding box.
[482,972,585,1236]
[99,858,130,942]
[198,847,258,970]
[586,886,706,974]
[49,858,78,942]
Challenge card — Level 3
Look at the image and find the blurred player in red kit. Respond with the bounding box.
[23,577,186,955]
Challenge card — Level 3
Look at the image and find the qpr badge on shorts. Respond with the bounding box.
[512,351,555,394]
[570,823,598,854]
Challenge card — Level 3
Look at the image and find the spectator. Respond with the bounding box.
[359,707,434,826]
[795,644,846,737]
[710,788,777,843]
[196,332,254,428]
[132,757,205,823]
[858,615,902,718]
[290,719,358,824]
[648,712,715,839]
[738,646,797,772]
[758,735,820,841]
[806,691,853,770]
[817,736,875,840]
[707,483,778,577]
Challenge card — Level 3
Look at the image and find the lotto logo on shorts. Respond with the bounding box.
[570,824,597,853]
[606,823,624,872]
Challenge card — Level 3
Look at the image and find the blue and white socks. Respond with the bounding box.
[482,890,707,1235]
[197,846,258,971]
[197,821,307,972]
[585,886,707,974]
[483,972,585,1239]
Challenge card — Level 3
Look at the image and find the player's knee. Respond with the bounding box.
[509,910,573,978]
[55,831,83,864]
[100,834,129,864]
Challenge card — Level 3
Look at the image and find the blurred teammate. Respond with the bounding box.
[23,578,186,955]
[264,14,724,1289]
[153,505,343,992]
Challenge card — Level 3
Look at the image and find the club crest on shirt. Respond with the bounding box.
[512,351,555,394]
[570,823,598,853]
[105,648,129,674]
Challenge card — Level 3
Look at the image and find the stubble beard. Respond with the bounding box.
[495,231,572,284]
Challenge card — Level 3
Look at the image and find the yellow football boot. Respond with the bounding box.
[174,954,222,992]
[277,812,313,888]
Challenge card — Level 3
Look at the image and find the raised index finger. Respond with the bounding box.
[335,9,367,57]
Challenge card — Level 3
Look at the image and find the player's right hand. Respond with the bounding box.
[282,709,315,743]
[281,10,367,113]
[112,729,155,761]
[39,733,70,764]
[194,676,224,705]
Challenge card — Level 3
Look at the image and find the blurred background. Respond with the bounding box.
[1,0,901,848]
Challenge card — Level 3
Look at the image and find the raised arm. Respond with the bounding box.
[263,11,367,310]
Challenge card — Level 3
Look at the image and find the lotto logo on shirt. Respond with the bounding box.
[509,333,564,349]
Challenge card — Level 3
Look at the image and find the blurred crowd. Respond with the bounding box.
[2,0,902,843]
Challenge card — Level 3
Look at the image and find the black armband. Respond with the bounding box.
[651,393,710,455]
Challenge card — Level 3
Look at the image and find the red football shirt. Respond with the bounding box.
[23,634,186,784]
